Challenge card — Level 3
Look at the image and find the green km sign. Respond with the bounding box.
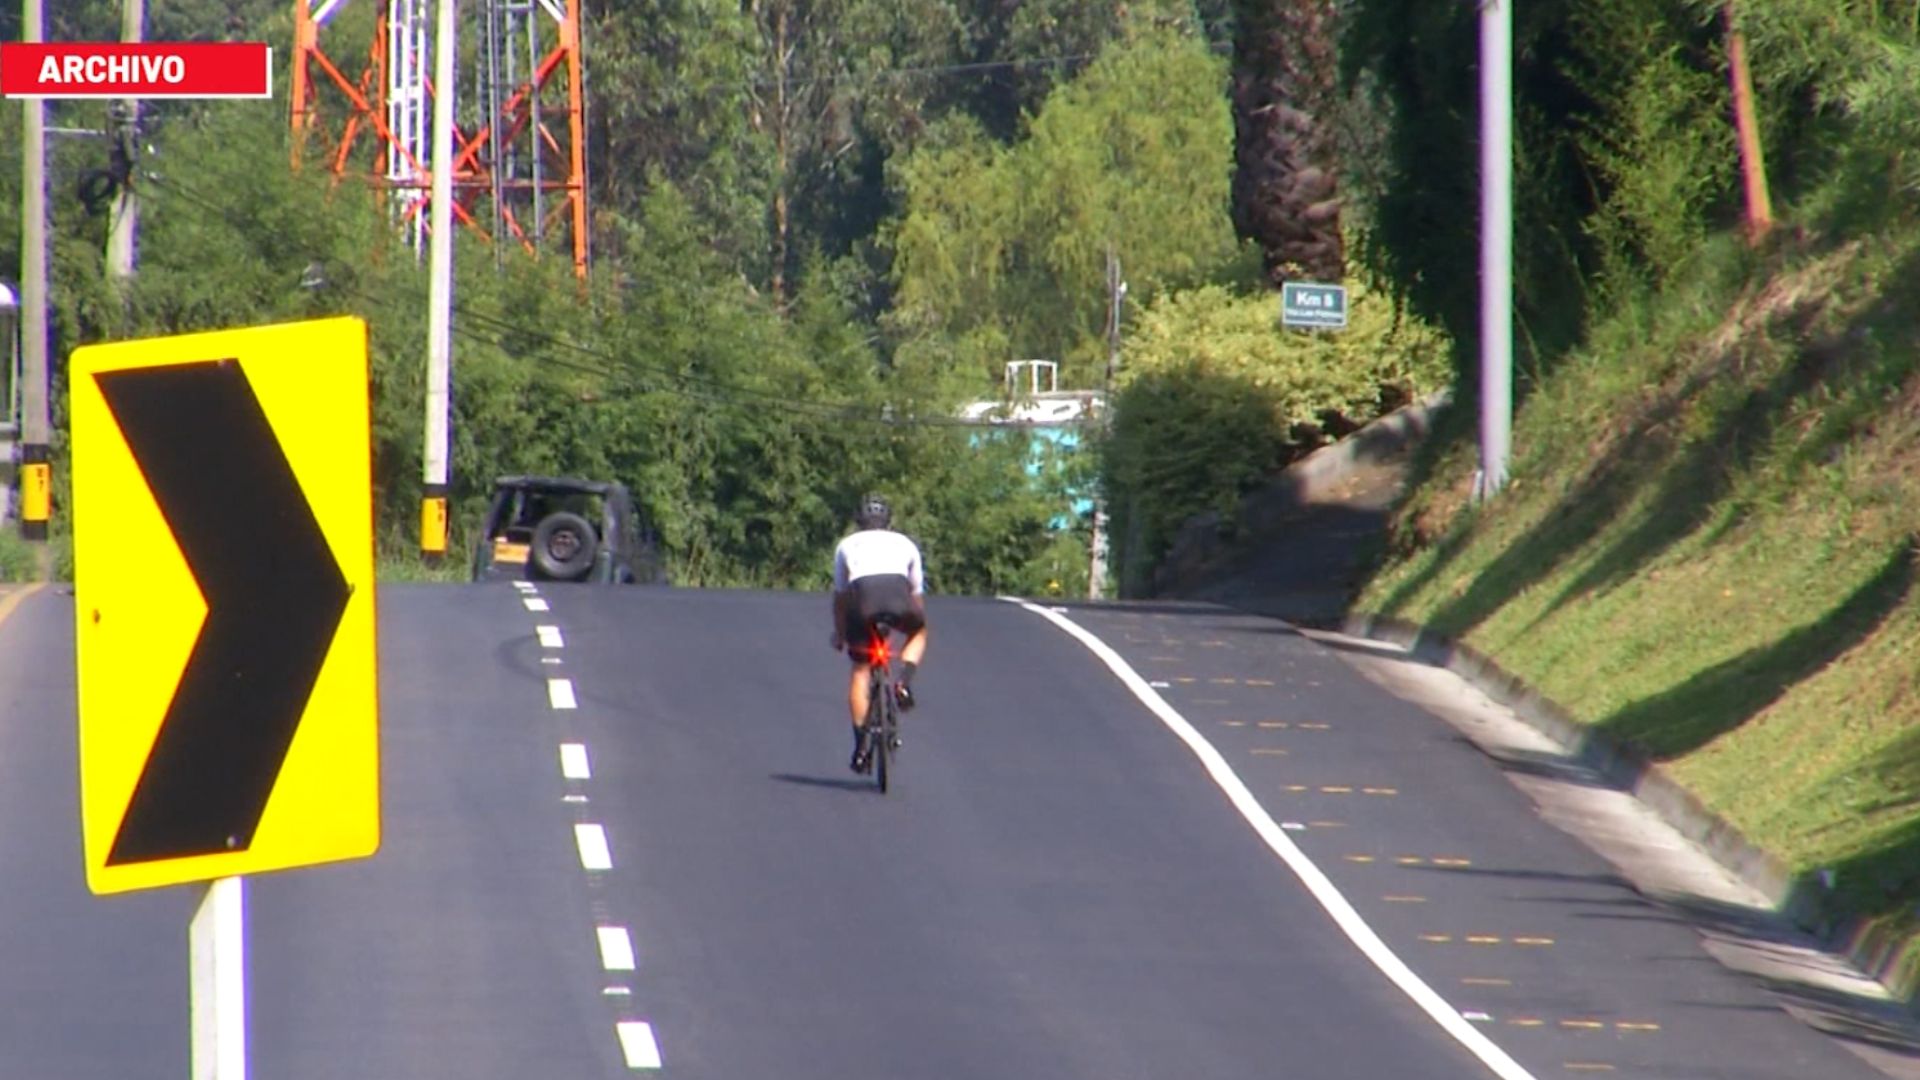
[1281,282,1348,330]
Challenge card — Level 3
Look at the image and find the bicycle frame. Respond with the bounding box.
[863,619,901,793]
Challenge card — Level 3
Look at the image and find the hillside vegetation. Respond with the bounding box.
[1343,0,1920,991]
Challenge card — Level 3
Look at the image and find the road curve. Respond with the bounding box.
[0,581,1901,1079]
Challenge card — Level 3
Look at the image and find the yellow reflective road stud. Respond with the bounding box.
[70,316,379,895]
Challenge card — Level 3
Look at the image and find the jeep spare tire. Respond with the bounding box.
[531,511,598,580]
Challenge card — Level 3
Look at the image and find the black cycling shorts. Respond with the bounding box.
[841,574,924,664]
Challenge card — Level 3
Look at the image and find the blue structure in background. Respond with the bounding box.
[961,362,1101,531]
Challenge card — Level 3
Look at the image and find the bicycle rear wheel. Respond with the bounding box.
[874,677,894,794]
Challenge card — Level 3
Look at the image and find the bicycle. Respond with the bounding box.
[861,614,906,794]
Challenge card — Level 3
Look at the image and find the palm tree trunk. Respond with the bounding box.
[1231,0,1346,285]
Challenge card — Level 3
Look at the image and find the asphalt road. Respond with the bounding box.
[0,581,1902,1078]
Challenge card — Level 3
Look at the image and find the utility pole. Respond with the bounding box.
[1088,246,1125,600]
[421,0,457,562]
[20,0,53,543]
[1475,0,1512,502]
[106,0,146,290]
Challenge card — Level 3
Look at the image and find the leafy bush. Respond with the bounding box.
[0,531,36,583]
[884,27,1239,386]
[1102,280,1449,592]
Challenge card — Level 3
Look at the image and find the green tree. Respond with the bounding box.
[1697,0,1920,218]
[585,0,772,273]
[947,0,1212,141]
[1567,0,1736,287]
[743,0,977,305]
[1341,0,1706,371]
[885,27,1241,385]
[1100,280,1449,589]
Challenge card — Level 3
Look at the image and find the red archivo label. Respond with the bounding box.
[0,42,272,99]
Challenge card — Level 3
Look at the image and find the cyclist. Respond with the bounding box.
[829,494,929,773]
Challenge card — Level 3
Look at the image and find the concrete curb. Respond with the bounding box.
[1282,388,1454,503]
[1339,610,1919,1006]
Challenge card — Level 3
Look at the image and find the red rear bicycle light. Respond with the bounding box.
[870,632,890,664]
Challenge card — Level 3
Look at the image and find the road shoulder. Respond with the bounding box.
[0,583,45,631]
[1308,624,1920,1079]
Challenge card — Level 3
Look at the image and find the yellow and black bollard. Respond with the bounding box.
[19,443,50,541]
[420,482,448,563]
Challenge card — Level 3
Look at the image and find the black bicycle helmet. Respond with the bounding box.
[856,493,892,530]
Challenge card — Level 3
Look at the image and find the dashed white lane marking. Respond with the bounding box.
[1001,597,1539,1080]
[514,581,538,591]
[597,926,637,971]
[528,644,659,1073]
[1149,680,1171,688]
[616,1021,663,1069]
[574,824,613,871]
[523,597,550,612]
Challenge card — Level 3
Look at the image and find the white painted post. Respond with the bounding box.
[190,876,247,1080]
[1477,0,1513,500]
[422,0,458,559]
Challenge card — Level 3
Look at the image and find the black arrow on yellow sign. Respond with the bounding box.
[95,359,351,865]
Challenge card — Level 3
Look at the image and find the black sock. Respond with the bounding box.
[900,660,918,685]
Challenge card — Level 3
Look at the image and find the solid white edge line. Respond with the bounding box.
[548,678,578,710]
[596,926,637,971]
[523,597,550,612]
[537,624,565,648]
[574,824,613,871]
[998,597,1539,1080]
[615,1021,663,1069]
[560,742,592,779]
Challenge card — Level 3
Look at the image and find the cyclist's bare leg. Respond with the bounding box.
[847,662,872,728]
[902,596,929,669]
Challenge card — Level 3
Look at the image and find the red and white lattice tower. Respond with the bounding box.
[288,0,590,279]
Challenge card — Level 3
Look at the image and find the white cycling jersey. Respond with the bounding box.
[832,529,925,594]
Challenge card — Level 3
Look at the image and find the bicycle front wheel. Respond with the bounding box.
[875,682,894,794]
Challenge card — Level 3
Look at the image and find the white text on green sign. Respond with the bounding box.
[1282,283,1348,330]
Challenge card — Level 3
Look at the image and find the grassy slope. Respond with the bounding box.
[1357,223,1920,986]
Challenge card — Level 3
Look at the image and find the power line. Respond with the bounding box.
[138,170,991,431]
[752,51,1102,94]
[741,38,1234,95]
